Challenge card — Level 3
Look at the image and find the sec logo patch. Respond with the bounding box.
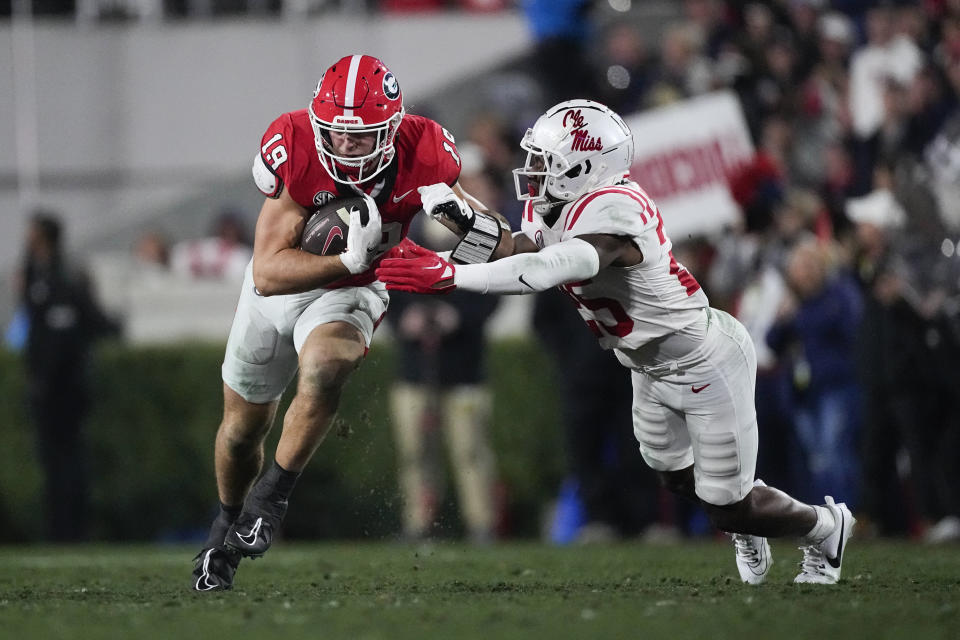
[313,191,336,206]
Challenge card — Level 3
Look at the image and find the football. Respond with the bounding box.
[299,196,370,256]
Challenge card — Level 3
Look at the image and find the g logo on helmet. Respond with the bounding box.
[382,72,400,101]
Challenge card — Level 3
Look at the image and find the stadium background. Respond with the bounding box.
[1,0,959,546]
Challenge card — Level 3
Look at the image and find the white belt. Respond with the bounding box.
[631,308,712,377]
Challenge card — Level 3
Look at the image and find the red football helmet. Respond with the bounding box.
[309,54,405,185]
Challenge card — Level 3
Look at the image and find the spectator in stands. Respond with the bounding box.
[784,0,823,81]
[846,171,941,536]
[464,120,526,226]
[533,286,662,544]
[133,230,171,270]
[767,238,863,508]
[170,208,252,280]
[726,121,786,235]
[848,2,923,194]
[646,22,714,107]
[387,217,502,544]
[849,161,960,541]
[819,142,857,235]
[386,152,503,544]
[596,22,652,116]
[682,0,733,60]
[16,211,120,542]
[520,0,599,106]
[791,12,855,188]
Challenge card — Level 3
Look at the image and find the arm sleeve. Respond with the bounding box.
[453,238,600,294]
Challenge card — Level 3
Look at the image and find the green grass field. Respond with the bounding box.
[1,541,957,639]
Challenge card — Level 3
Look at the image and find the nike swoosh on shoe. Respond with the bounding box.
[826,514,845,569]
[236,518,263,546]
[194,550,219,591]
[749,544,768,575]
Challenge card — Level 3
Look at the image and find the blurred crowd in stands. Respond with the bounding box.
[6,0,960,544]
[133,209,253,281]
[0,0,510,20]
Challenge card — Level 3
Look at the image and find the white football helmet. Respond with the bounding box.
[513,99,634,215]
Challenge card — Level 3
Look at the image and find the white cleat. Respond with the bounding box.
[795,496,855,584]
[732,533,773,585]
[732,478,772,585]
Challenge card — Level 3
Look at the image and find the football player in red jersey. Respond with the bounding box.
[377,99,856,586]
[192,54,510,591]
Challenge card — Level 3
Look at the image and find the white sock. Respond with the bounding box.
[803,505,837,544]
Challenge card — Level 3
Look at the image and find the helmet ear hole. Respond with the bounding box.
[565,165,582,179]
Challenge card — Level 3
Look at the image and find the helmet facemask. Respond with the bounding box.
[308,55,406,185]
[512,100,636,217]
[310,106,404,185]
[513,130,609,216]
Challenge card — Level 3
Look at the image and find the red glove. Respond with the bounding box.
[376,243,457,295]
[378,236,420,261]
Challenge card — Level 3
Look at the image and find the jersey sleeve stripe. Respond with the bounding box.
[603,187,651,224]
[565,186,649,231]
[524,201,534,223]
[669,253,702,296]
[631,188,667,244]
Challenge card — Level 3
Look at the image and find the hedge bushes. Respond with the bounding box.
[0,340,566,542]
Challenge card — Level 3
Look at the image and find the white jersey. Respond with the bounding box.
[519,180,708,351]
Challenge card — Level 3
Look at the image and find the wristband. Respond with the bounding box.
[451,211,502,264]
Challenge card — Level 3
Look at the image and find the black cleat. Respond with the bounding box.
[224,511,282,558]
[191,546,241,591]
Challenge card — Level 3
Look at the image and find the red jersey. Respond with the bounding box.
[252,111,462,287]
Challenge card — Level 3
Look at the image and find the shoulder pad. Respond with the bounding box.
[253,153,282,198]
[562,187,656,238]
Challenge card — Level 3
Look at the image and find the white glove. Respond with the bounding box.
[339,193,383,274]
[418,183,474,233]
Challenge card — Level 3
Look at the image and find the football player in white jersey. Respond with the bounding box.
[377,99,855,585]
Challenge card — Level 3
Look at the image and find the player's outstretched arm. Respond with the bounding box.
[251,187,363,296]
[377,234,635,296]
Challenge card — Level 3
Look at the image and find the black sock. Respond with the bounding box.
[244,461,301,519]
[221,502,242,521]
[204,502,242,548]
[261,461,300,502]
